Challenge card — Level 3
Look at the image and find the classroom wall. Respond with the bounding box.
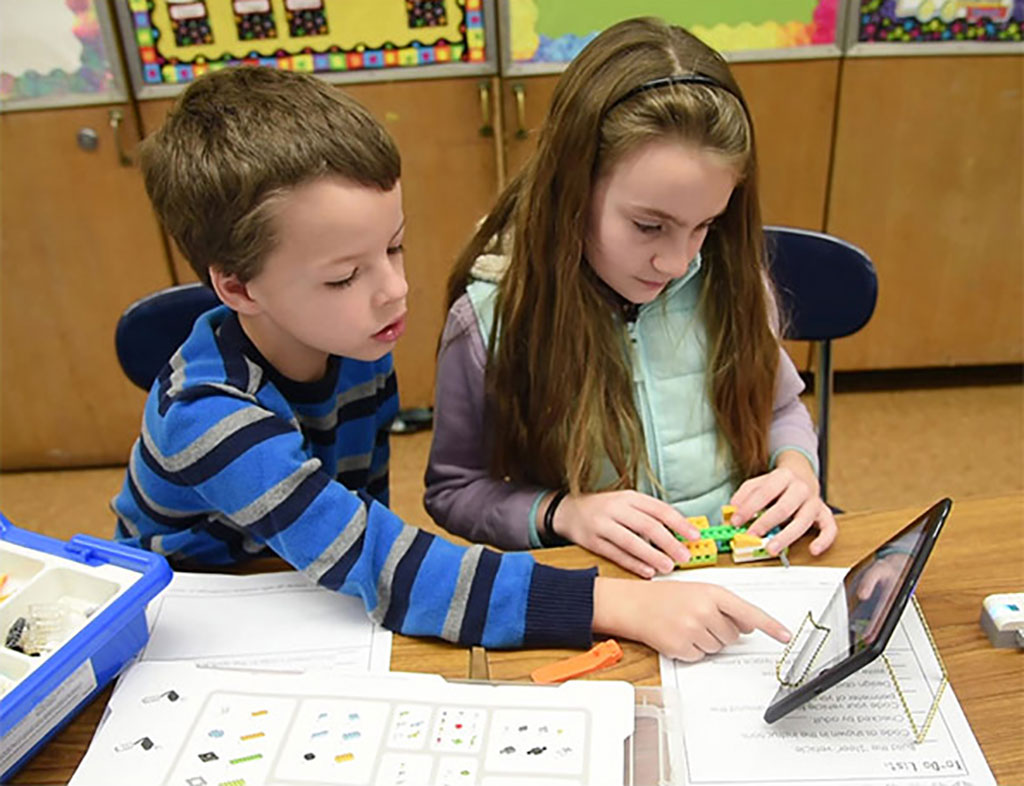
[1,1,1021,469]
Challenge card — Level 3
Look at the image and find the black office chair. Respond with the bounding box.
[115,283,221,391]
[765,226,878,505]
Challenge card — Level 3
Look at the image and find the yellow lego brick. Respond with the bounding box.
[721,504,736,525]
[677,538,718,569]
[688,515,710,531]
[731,532,763,548]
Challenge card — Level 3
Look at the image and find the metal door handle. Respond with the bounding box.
[512,83,528,140]
[108,109,133,167]
[478,80,493,137]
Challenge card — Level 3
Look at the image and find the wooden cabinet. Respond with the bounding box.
[3,39,1021,470]
[348,78,502,408]
[0,105,175,469]
[827,55,1023,369]
[499,60,840,230]
[732,59,839,232]
[501,75,558,183]
[139,77,503,410]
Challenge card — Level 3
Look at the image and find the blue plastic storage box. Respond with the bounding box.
[0,514,172,779]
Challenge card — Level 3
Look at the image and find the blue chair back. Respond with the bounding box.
[766,227,878,342]
[764,226,878,505]
[115,283,220,391]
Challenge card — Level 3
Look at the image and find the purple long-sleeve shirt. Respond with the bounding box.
[425,293,819,550]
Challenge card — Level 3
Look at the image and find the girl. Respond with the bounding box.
[426,18,836,583]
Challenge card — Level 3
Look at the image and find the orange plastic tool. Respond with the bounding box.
[530,639,623,684]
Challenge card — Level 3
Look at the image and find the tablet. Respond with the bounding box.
[763,497,952,724]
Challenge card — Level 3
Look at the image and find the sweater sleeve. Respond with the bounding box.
[142,388,595,649]
[366,356,397,508]
[424,296,551,550]
[768,347,820,476]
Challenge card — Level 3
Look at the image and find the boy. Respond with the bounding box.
[113,67,789,660]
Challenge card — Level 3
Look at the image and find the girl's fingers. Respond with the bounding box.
[619,506,691,566]
[728,479,762,521]
[747,483,806,536]
[765,497,818,554]
[731,471,789,526]
[807,506,838,555]
[630,493,701,541]
[600,524,675,575]
[591,537,660,579]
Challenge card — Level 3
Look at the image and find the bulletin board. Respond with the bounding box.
[853,0,1022,44]
[0,0,127,111]
[121,0,494,96]
[503,0,843,74]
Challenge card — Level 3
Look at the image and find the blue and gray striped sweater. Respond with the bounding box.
[113,306,594,648]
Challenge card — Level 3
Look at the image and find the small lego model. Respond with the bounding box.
[729,532,774,563]
[675,538,718,569]
[672,505,788,569]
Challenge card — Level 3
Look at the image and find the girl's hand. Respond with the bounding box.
[550,490,701,578]
[729,451,837,557]
[593,577,791,661]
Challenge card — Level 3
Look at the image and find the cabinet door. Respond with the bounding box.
[501,62,838,229]
[0,104,175,469]
[350,78,502,408]
[139,77,502,409]
[138,99,193,282]
[827,55,1023,369]
[501,76,558,183]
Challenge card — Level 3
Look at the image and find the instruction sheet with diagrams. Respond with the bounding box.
[68,661,634,786]
[658,567,996,786]
[139,571,393,673]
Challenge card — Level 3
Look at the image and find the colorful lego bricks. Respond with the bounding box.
[672,505,788,570]
[676,538,718,569]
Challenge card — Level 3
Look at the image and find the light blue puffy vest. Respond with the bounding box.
[466,253,737,525]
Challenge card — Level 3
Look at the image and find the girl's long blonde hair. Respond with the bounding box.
[446,17,779,494]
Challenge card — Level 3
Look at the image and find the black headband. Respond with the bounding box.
[606,73,744,115]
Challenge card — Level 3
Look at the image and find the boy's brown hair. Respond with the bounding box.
[140,67,400,285]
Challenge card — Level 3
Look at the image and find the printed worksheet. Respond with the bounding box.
[658,567,996,786]
[140,572,392,673]
[68,662,634,786]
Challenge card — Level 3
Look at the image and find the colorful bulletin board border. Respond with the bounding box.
[125,0,490,89]
[505,0,841,72]
[856,0,1022,43]
[1,0,124,109]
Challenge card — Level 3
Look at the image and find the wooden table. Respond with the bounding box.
[10,494,1023,784]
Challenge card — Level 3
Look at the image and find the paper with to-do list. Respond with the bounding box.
[658,567,995,786]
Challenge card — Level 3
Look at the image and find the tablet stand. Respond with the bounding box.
[774,596,948,744]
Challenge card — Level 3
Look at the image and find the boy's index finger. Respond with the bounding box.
[719,593,791,644]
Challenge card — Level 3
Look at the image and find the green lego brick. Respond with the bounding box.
[702,524,745,552]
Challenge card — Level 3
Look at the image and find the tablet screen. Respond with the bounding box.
[768,499,950,719]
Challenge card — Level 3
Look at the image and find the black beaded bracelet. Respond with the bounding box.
[539,489,571,547]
